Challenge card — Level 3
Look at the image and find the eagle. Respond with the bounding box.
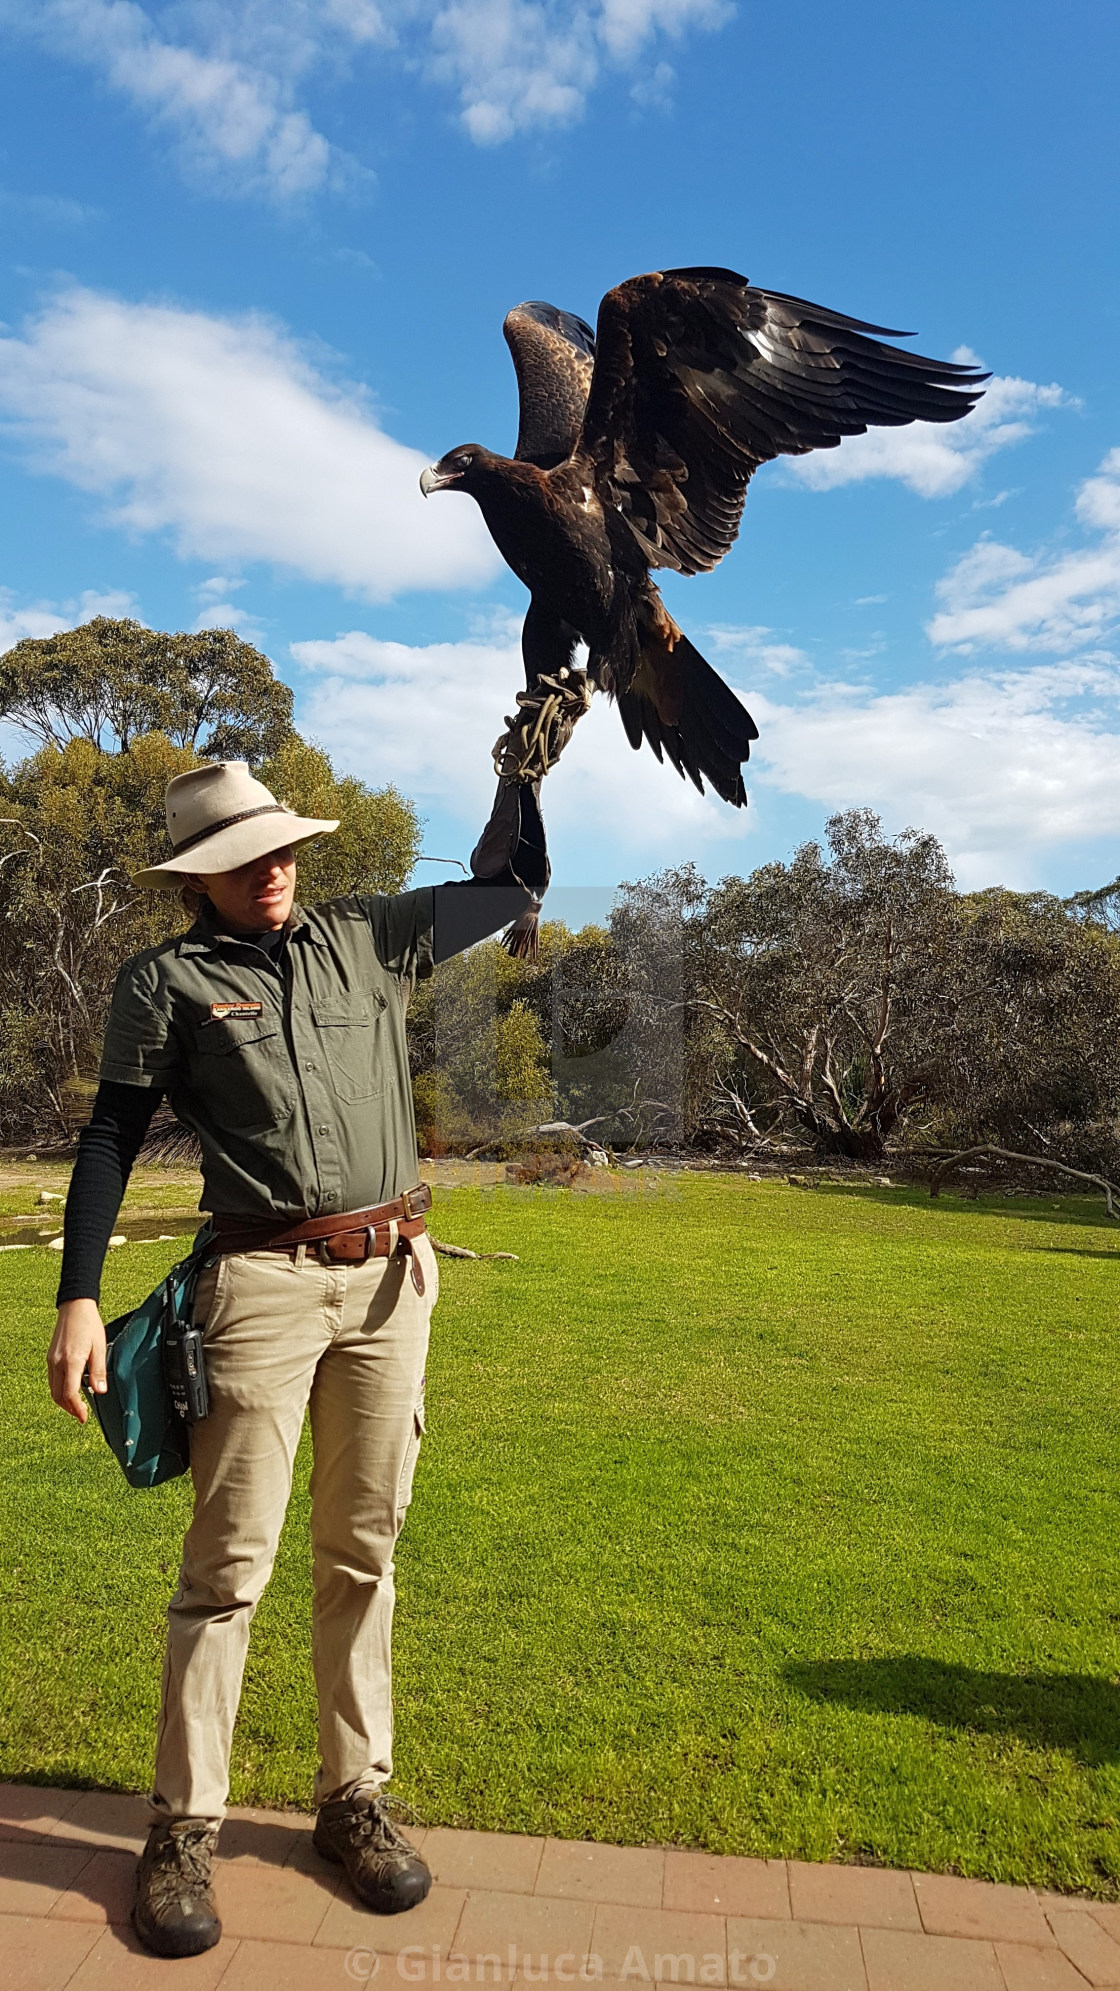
[420,267,986,808]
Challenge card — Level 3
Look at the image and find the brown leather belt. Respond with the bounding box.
[211,1184,432,1296]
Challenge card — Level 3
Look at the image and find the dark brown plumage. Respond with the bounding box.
[421,267,988,808]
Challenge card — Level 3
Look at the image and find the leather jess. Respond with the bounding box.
[211,1185,433,1296]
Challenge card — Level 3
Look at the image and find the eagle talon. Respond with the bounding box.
[492,669,593,782]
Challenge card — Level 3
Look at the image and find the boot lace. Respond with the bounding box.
[147,1822,217,1909]
[341,1792,417,1857]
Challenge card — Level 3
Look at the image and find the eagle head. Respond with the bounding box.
[419,446,488,496]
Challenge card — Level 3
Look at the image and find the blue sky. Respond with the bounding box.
[1,0,1117,898]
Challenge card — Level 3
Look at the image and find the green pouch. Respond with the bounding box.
[86,1227,216,1489]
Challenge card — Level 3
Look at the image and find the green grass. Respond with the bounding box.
[0,1173,203,1217]
[3,1175,1119,1893]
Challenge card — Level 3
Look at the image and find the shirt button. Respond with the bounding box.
[317,1124,330,1135]
[324,1191,337,1202]
[305,1061,317,1072]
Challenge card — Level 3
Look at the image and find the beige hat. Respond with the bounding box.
[135,761,339,889]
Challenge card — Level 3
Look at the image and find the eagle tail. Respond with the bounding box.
[615,605,758,808]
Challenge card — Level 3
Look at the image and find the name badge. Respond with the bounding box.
[208,1001,264,1021]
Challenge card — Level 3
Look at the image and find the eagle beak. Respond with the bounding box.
[420,464,455,496]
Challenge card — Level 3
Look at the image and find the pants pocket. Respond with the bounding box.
[395,1389,426,1531]
[193,1255,230,1337]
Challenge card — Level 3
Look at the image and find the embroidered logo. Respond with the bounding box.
[208,1001,264,1021]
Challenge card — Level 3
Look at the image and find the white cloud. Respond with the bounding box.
[289,612,1120,889]
[706,623,811,679]
[787,372,1072,499]
[429,0,728,143]
[0,584,138,653]
[751,656,1120,888]
[0,0,732,194]
[292,626,748,854]
[291,624,1120,889]
[0,182,93,226]
[928,450,1120,653]
[3,0,342,200]
[195,574,245,603]
[0,288,499,599]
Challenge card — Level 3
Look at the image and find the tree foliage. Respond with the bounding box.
[693,811,955,1159]
[0,618,293,762]
[0,734,196,1137]
[0,723,423,1141]
[258,736,421,898]
[928,887,1120,1164]
[409,812,1120,1172]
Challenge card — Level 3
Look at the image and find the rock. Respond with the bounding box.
[108,1234,127,1248]
[48,1237,65,1251]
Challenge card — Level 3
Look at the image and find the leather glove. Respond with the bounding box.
[470,776,550,899]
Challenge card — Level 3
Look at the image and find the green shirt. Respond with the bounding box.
[100,893,436,1219]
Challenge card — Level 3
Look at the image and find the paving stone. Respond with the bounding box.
[0,1910,101,1990]
[996,1940,1102,1990]
[219,1808,315,1866]
[213,1850,340,1942]
[314,1881,467,1955]
[0,1839,94,1916]
[727,1915,865,1990]
[47,1849,135,1925]
[454,1890,597,1977]
[426,1828,543,1896]
[1092,1906,1120,1944]
[1033,1894,1090,1915]
[0,1785,83,1842]
[592,1903,726,1982]
[911,1874,1053,1945]
[47,1792,150,1856]
[218,1936,363,1988]
[514,1979,628,1989]
[663,1853,790,1920]
[536,1842,666,1909]
[788,1864,920,1931]
[1046,1908,1120,1984]
[861,1926,1002,1990]
[66,1921,240,1988]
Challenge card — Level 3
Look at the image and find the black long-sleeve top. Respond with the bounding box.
[58,879,530,1305]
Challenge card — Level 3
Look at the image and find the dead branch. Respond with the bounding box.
[428,1237,520,1261]
[929,1145,1120,1219]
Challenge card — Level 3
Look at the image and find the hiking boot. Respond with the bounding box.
[313,1791,431,1913]
[133,1817,221,1958]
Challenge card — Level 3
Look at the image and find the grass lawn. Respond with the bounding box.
[2,1174,1119,1893]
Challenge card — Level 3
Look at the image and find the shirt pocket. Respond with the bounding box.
[310,990,388,1102]
[192,1016,294,1133]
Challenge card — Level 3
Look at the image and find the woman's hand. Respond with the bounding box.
[48,1300,108,1422]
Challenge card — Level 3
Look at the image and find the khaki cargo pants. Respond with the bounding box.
[150,1235,436,1825]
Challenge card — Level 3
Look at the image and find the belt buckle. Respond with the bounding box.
[400,1188,417,1220]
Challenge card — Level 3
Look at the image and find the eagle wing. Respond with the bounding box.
[504,301,596,470]
[577,267,989,575]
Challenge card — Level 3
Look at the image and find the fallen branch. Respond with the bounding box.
[928,1145,1120,1219]
[428,1236,519,1261]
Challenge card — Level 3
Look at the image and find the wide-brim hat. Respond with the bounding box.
[135,761,339,889]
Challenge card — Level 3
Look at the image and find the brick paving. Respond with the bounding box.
[3,1783,1120,1991]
